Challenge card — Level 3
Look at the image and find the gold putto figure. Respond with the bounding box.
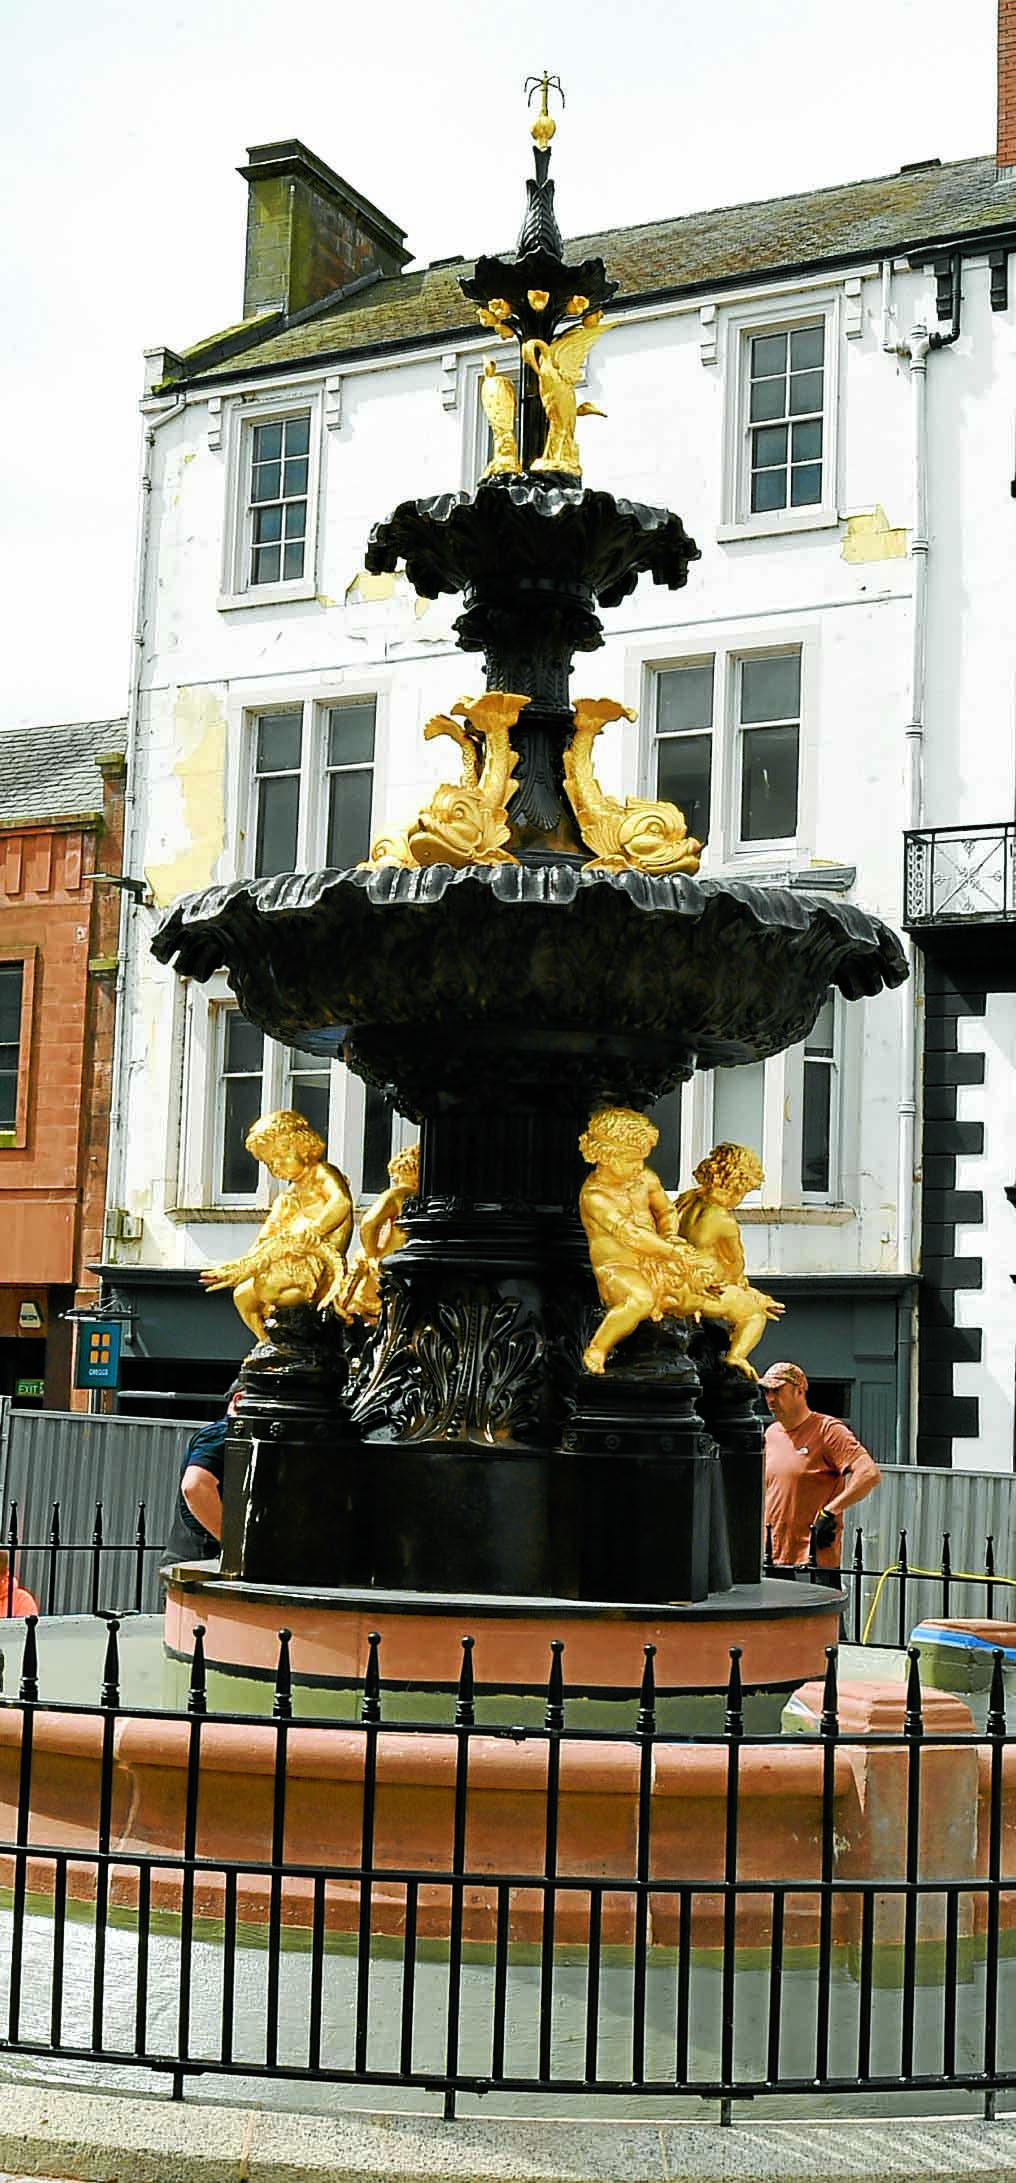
[337,1142,420,1323]
[564,699,703,875]
[522,316,606,477]
[578,1106,721,1375]
[367,692,528,869]
[479,361,521,478]
[673,1142,785,1376]
[578,1111,783,1377]
[202,1110,354,1346]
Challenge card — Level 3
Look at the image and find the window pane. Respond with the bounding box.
[222,1076,263,1195]
[751,468,786,513]
[646,1086,681,1191]
[284,414,310,457]
[790,463,822,507]
[284,501,306,539]
[362,1086,395,1196]
[741,724,800,840]
[257,713,302,773]
[283,458,308,498]
[802,1059,832,1193]
[751,333,786,379]
[713,1061,765,1161]
[289,1071,331,1147]
[327,767,374,868]
[749,376,785,424]
[0,964,23,1046]
[656,664,712,735]
[328,703,377,767]
[740,654,801,724]
[254,505,283,544]
[255,772,300,874]
[283,541,305,580]
[753,423,788,469]
[0,1074,16,1132]
[224,1014,263,1074]
[252,543,281,585]
[791,418,822,463]
[656,733,712,846]
[789,368,823,418]
[790,325,824,371]
[251,461,281,505]
[806,995,835,1056]
[254,422,283,462]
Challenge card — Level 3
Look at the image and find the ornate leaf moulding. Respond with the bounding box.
[365,476,701,612]
[153,861,908,1075]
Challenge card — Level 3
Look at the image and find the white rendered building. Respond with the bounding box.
[103,90,1016,1464]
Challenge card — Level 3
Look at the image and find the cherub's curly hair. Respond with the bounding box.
[245,1109,325,1163]
[389,1142,420,1188]
[579,1105,659,1166]
[693,1140,764,1193]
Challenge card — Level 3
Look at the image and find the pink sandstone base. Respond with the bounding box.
[162,1569,844,1696]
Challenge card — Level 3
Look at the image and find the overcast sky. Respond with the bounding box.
[3,0,998,729]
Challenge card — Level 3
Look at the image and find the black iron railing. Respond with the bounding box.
[3,1501,155,1619]
[1,1619,1015,2120]
[904,821,1016,925]
[765,1523,1010,1646]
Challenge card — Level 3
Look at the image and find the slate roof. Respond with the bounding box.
[168,152,1016,388]
[0,718,127,825]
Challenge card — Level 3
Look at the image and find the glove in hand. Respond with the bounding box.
[812,1508,838,1551]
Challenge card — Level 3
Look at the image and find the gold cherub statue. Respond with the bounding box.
[366,692,528,869]
[479,361,521,477]
[578,1106,723,1375]
[201,1109,354,1346]
[564,699,703,875]
[337,1141,420,1323]
[673,1142,785,1376]
[522,316,606,476]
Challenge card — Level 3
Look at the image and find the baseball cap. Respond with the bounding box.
[758,1361,808,1391]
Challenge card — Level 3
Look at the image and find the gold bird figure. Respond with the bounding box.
[564,700,703,876]
[479,361,521,478]
[521,314,606,477]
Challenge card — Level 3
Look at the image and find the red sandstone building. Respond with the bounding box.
[0,720,127,1409]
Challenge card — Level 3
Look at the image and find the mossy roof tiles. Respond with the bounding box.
[172,154,1016,386]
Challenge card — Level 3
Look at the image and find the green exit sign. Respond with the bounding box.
[15,1378,43,1399]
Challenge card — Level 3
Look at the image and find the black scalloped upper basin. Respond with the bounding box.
[365,476,700,611]
[152,861,907,1074]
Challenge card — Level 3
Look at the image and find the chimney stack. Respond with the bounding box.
[999,0,1016,168]
[239,140,410,319]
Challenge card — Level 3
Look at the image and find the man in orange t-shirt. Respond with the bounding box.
[0,1548,38,1618]
[760,1360,880,1575]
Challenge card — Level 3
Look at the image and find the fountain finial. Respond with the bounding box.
[526,70,563,155]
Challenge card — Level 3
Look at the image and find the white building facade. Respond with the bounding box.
[102,125,1016,1464]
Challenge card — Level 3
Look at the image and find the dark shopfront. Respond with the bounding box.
[98,1264,914,1460]
[754,1273,915,1468]
[94,1266,247,1422]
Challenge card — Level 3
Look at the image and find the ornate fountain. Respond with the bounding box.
[154,83,906,1693]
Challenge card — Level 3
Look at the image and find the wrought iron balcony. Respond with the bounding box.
[904,821,1016,926]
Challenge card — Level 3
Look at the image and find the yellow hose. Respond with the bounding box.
[858,1564,1016,1648]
